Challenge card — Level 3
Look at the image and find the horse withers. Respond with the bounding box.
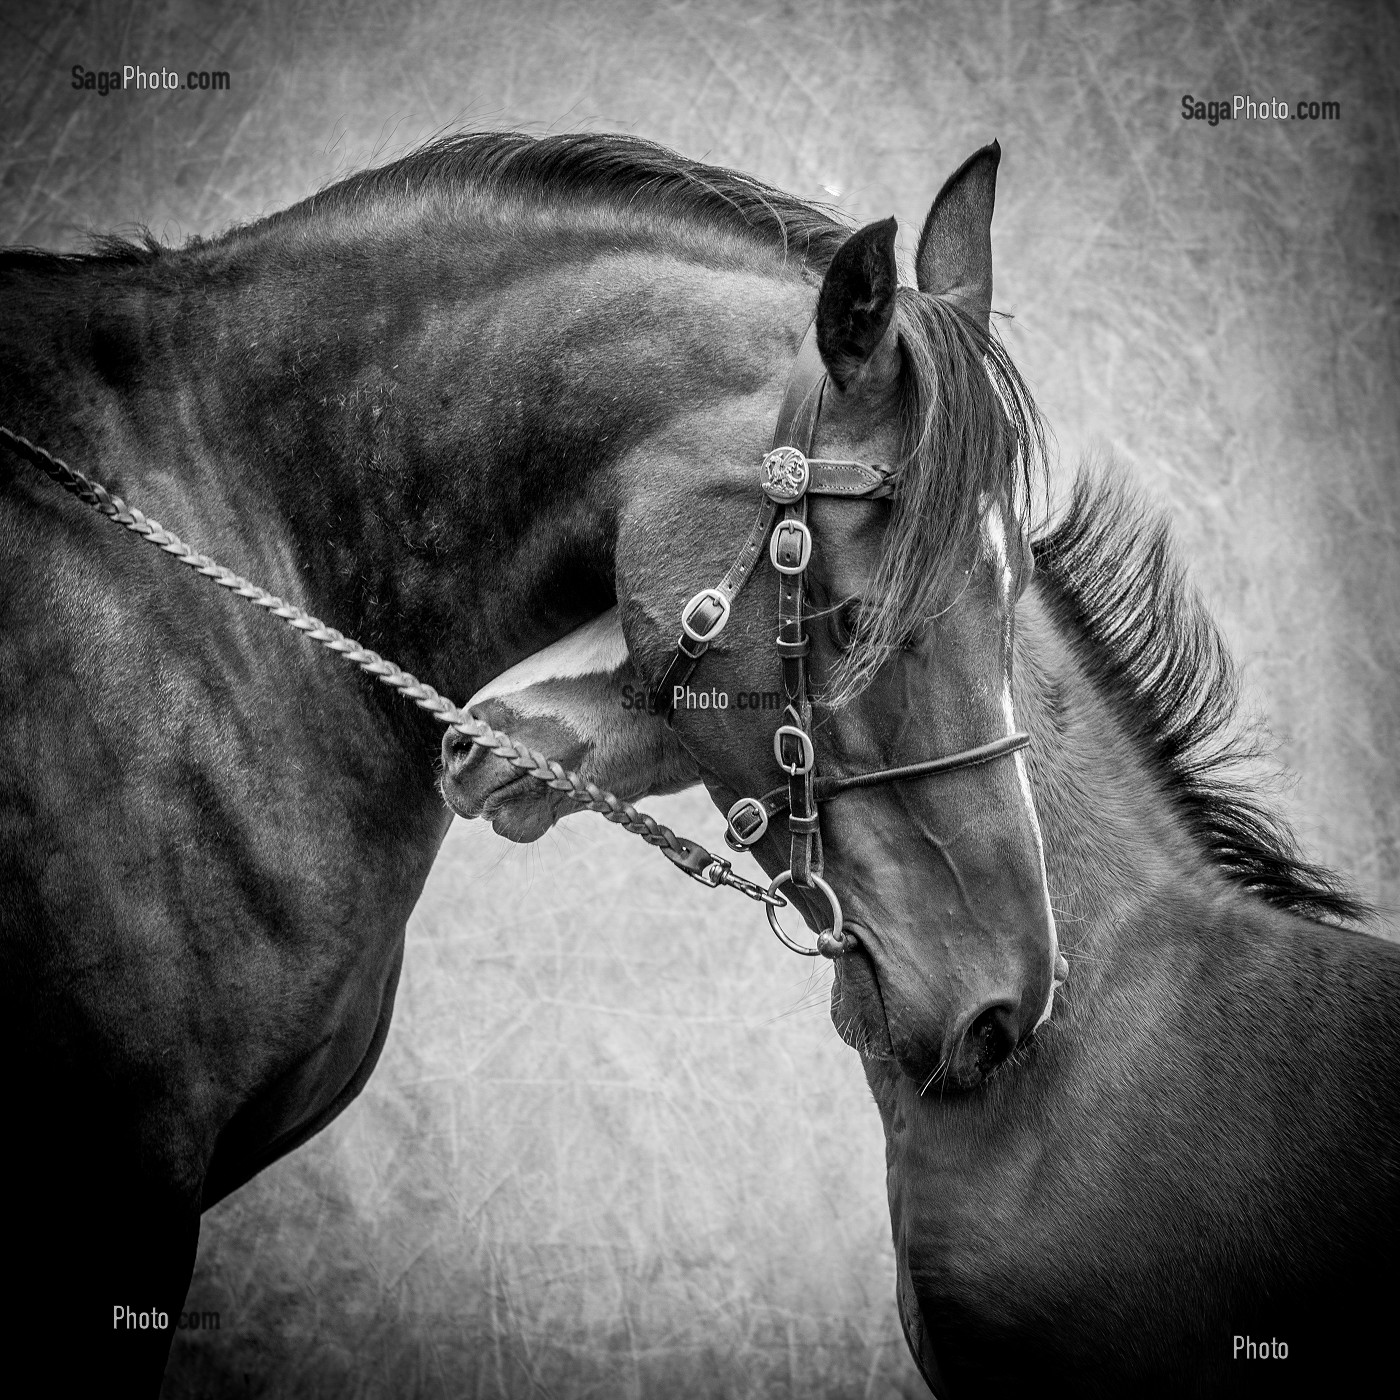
[0,133,1054,1390]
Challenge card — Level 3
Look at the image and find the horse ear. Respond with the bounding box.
[914,141,1000,331]
[816,216,899,392]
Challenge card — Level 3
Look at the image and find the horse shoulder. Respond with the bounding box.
[0,449,447,1195]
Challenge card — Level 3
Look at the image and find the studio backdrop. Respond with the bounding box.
[2,1,1395,1396]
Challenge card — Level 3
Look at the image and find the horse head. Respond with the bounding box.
[443,144,1059,1090]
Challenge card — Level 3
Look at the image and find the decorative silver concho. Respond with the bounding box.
[760,446,810,504]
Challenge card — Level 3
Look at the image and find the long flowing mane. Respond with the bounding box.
[1033,474,1367,925]
[836,288,1043,704]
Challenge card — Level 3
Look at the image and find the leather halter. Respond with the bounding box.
[649,322,1030,958]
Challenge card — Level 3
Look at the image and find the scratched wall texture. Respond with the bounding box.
[2,1,1397,1397]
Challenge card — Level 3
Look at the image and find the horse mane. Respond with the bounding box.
[1032,473,1369,926]
[4,132,853,272]
[825,291,1047,705]
[0,229,170,272]
[300,130,855,267]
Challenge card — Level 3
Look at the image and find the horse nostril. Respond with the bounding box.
[959,1001,1020,1081]
[441,729,475,768]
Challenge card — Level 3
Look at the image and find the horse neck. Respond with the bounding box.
[0,221,804,711]
[1013,583,1220,982]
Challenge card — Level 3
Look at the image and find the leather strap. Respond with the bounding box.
[777,517,818,884]
[768,326,828,886]
[818,732,1030,795]
[650,322,842,722]
[741,733,1032,830]
[806,461,892,497]
[716,499,780,603]
[772,324,827,449]
[651,495,778,713]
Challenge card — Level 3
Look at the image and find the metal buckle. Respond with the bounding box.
[760,446,810,503]
[765,870,848,957]
[660,840,786,904]
[680,587,730,643]
[773,724,815,776]
[725,796,769,848]
[769,519,812,574]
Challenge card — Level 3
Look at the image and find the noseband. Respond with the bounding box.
[649,322,1029,957]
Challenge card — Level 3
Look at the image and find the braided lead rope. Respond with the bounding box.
[1,427,779,902]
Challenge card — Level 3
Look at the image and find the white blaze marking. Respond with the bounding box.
[982,502,1020,734]
[983,497,1011,576]
[469,607,630,706]
[984,503,1061,1026]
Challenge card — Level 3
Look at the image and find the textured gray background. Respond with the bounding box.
[2,2,1396,1396]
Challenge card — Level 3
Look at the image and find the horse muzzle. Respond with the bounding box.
[829,936,896,1059]
[440,721,570,842]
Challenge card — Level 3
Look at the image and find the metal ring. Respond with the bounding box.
[769,519,812,574]
[760,446,810,503]
[680,587,730,643]
[765,870,843,957]
[773,724,815,776]
[725,796,769,847]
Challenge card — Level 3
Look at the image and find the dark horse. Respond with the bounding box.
[0,134,1058,1388]
[868,481,1400,1396]
[472,470,1400,1390]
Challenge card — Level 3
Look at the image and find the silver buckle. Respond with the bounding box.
[725,796,769,847]
[765,870,848,957]
[769,519,812,574]
[761,446,810,503]
[773,724,815,776]
[680,587,730,643]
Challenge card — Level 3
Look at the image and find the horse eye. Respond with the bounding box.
[830,598,862,652]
